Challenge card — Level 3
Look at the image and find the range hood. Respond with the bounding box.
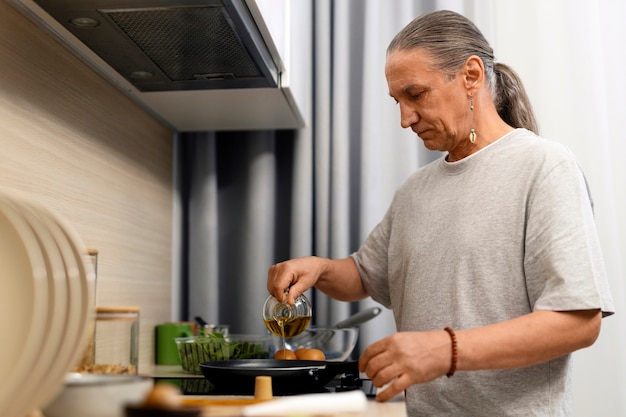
[10,0,305,131]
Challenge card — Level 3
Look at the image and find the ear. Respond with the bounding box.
[462,55,484,92]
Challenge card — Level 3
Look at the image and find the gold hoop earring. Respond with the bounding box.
[469,96,477,143]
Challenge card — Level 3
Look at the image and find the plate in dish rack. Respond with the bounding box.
[3,200,70,417]
[29,199,95,412]
[0,191,95,417]
[0,195,50,416]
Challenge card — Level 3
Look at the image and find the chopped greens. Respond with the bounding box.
[177,334,270,374]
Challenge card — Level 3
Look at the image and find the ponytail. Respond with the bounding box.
[493,63,539,134]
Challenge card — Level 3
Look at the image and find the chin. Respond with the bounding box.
[420,139,440,152]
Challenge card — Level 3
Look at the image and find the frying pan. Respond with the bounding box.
[199,359,359,395]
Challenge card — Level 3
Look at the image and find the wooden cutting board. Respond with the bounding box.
[179,395,370,417]
[181,396,265,417]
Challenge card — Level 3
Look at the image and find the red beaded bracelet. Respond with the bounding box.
[444,327,458,377]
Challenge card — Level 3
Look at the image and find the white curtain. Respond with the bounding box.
[178,0,625,414]
[485,1,626,415]
[308,0,420,338]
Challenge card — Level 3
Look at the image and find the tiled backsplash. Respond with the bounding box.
[0,1,174,369]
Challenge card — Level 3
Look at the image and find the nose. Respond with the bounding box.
[399,103,418,129]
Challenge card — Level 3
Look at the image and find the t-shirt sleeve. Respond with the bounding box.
[350,206,394,309]
[524,159,614,317]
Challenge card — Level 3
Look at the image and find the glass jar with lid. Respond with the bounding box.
[90,306,140,374]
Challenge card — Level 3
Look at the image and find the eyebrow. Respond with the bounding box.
[387,84,417,98]
[402,84,424,94]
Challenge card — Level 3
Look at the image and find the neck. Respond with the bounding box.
[447,102,513,162]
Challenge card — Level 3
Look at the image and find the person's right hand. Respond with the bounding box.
[358,330,451,401]
[267,256,329,305]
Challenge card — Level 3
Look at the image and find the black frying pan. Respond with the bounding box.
[199,359,359,395]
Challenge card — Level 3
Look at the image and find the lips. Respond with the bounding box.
[413,124,429,136]
[416,128,430,138]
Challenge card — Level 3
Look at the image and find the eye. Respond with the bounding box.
[406,87,429,101]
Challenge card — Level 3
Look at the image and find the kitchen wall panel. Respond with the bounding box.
[0,1,174,369]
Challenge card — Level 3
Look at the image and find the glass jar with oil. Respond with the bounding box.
[263,293,311,341]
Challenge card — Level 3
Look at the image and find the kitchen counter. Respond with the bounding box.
[362,400,407,417]
[181,395,407,417]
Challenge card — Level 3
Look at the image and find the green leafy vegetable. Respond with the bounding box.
[177,334,269,374]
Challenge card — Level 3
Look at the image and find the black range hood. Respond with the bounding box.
[10,0,306,131]
[29,0,279,92]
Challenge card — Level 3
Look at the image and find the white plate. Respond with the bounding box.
[49,204,95,367]
[0,196,49,416]
[5,201,71,417]
[29,201,95,411]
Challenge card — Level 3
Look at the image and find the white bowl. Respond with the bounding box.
[284,327,359,361]
[43,373,153,417]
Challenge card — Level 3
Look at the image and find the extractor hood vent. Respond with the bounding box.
[29,0,279,92]
[11,0,306,131]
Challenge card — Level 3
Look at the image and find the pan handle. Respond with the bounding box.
[333,307,382,329]
[310,360,359,384]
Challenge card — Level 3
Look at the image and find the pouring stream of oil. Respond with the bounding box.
[264,316,311,358]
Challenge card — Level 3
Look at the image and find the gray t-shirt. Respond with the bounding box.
[351,129,614,416]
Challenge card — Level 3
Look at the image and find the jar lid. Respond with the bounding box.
[96,306,140,314]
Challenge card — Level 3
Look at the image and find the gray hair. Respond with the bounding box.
[388,10,538,134]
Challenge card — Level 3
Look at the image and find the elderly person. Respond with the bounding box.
[267,10,614,416]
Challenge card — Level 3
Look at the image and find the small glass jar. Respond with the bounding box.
[263,294,311,338]
[91,306,140,374]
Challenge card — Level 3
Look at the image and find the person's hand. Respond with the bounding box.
[358,330,451,402]
[267,256,329,305]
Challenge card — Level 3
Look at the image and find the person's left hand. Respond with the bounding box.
[358,330,452,401]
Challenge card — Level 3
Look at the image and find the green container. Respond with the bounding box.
[154,323,194,365]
